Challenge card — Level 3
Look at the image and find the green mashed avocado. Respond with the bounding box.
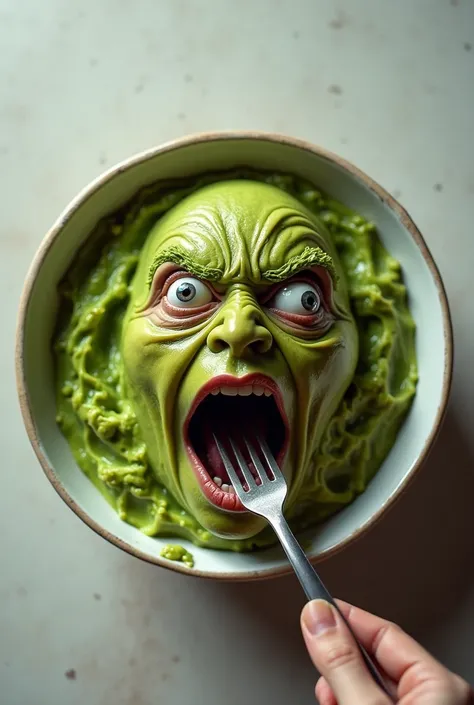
[54,170,417,552]
[160,544,194,568]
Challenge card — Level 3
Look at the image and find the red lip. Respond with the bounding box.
[183,373,289,512]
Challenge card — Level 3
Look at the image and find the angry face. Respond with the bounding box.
[122,180,358,539]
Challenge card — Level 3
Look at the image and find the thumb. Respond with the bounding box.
[301,600,391,705]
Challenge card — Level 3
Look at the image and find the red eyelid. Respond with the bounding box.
[161,298,218,317]
[268,308,331,328]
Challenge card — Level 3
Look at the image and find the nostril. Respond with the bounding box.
[249,341,264,355]
[207,317,273,356]
[207,334,226,354]
[250,341,266,355]
[250,330,273,355]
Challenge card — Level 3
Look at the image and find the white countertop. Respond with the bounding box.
[2,0,473,703]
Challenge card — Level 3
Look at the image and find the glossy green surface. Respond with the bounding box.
[160,544,194,569]
[54,171,417,551]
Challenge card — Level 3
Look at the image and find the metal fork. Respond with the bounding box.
[214,433,393,700]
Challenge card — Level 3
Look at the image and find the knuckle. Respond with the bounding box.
[323,641,359,671]
[385,620,403,637]
[369,620,403,655]
[411,663,442,687]
[409,665,469,700]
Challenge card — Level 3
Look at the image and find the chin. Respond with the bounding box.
[192,502,268,541]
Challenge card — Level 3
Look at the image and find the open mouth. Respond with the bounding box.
[184,374,289,512]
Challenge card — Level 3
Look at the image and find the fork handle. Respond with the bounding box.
[269,515,394,701]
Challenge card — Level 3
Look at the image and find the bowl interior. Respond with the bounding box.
[19,135,449,578]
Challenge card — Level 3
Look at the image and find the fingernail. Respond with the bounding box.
[302,600,337,636]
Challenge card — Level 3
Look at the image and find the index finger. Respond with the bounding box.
[336,600,444,683]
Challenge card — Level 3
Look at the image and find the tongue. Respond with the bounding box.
[201,413,269,482]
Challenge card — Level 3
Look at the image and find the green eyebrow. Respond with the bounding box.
[146,244,335,288]
[263,246,336,282]
[146,247,223,288]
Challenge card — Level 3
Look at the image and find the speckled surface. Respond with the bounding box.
[2,1,474,703]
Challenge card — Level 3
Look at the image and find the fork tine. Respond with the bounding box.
[256,436,285,483]
[229,437,256,490]
[213,435,245,496]
[244,438,270,485]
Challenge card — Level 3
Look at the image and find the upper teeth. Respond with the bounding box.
[210,384,272,397]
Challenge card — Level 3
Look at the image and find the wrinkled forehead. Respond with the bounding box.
[139,180,341,286]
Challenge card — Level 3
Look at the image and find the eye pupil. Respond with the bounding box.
[176,282,196,302]
[301,290,319,312]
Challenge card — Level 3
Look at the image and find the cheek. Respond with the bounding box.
[121,318,181,431]
[122,319,155,387]
[309,344,352,400]
[121,316,210,410]
[279,320,358,418]
[121,320,162,427]
[306,323,358,418]
[121,320,179,487]
[122,315,180,384]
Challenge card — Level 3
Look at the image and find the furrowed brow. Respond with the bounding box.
[146,246,223,288]
[262,246,336,282]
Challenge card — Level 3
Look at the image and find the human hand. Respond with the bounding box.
[301,599,473,705]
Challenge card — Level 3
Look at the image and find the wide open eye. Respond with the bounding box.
[270,282,322,316]
[166,277,213,308]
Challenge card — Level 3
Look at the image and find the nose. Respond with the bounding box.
[207,295,273,357]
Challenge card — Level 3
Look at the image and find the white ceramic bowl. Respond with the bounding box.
[16,132,452,580]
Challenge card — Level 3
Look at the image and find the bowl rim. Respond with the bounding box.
[15,130,453,581]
